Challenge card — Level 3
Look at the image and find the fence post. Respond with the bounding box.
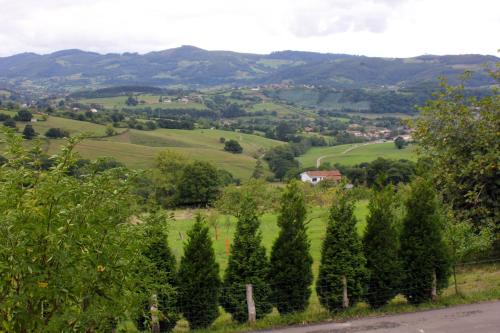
[431,270,437,301]
[151,294,160,333]
[342,275,349,308]
[246,284,256,323]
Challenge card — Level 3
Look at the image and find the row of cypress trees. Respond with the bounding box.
[148,177,450,331]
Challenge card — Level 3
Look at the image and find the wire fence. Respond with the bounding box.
[148,257,500,330]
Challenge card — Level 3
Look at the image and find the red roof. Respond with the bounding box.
[304,170,342,181]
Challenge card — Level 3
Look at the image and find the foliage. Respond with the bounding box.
[400,178,451,304]
[336,157,415,187]
[251,159,264,179]
[414,68,499,230]
[363,185,402,307]
[316,192,367,311]
[2,118,17,129]
[394,137,406,149]
[135,211,179,333]
[216,180,280,217]
[269,181,313,314]
[224,139,243,154]
[22,124,37,139]
[45,127,69,138]
[176,161,221,207]
[14,110,32,122]
[0,130,147,331]
[221,195,272,322]
[178,215,221,329]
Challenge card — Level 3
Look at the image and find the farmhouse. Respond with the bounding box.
[300,170,342,185]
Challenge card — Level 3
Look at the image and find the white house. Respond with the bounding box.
[300,170,342,185]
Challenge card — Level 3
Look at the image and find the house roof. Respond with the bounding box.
[302,170,342,180]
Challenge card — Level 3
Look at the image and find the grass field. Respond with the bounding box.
[45,127,283,179]
[79,95,206,110]
[167,201,369,274]
[22,116,121,137]
[298,142,417,168]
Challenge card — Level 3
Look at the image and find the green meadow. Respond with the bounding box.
[298,142,417,168]
[167,201,370,275]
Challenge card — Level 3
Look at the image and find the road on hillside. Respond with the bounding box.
[252,301,500,333]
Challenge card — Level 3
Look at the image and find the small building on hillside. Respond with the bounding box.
[300,170,342,185]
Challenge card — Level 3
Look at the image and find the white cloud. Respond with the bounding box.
[0,0,498,57]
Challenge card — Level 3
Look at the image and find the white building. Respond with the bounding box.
[300,170,342,185]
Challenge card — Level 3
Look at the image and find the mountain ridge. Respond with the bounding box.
[0,46,497,92]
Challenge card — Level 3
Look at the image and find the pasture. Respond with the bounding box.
[298,142,417,168]
[46,127,283,179]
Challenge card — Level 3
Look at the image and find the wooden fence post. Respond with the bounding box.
[151,294,160,333]
[246,284,256,324]
[431,270,437,301]
[342,275,349,308]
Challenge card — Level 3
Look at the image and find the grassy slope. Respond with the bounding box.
[46,127,283,179]
[298,142,417,168]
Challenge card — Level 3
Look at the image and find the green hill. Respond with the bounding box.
[298,142,417,168]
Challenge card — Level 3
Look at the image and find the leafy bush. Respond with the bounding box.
[224,139,243,154]
[45,127,69,138]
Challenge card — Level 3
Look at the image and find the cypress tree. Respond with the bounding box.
[269,181,313,314]
[221,195,272,322]
[400,178,451,304]
[316,193,367,312]
[137,213,179,333]
[178,214,221,329]
[363,185,402,308]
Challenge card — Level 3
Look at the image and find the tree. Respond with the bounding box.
[219,137,226,143]
[269,181,313,314]
[22,124,37,139]
[136,211,179,332]
[14,110,32,122]
[126,96,139,106]
[178,215,221,329]
[45,127,69,138]
[414,68,499,231]
[105,124,116,136]
[224,139,243,154]
[0,131,149,331]
[251,159,264,179]
[3,118,16,129]
[400,178,451,304]
[176,161,221,206]
[316,192,367,311]
[394,136,406,149]
[221,195,272,322]
[363,185,402,307]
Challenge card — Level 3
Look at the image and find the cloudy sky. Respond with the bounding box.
[0,0,498,57]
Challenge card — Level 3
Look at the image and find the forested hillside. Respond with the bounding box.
[0,46,497,93]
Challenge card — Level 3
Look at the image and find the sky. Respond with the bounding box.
[0,0,498,57]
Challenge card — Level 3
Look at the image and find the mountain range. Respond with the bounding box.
[0,46,497,93]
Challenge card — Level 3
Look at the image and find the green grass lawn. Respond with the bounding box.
[167,201,369,274]
[298,142,417,168]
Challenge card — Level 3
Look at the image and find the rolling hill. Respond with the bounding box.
[0,46,497,93]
